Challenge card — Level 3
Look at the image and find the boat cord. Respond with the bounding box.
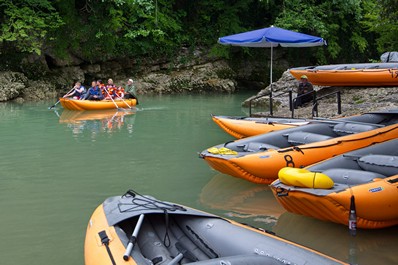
[163,209,171,247]
[120,190,184,248]
[119,189,186,213]
[98,230,116,265]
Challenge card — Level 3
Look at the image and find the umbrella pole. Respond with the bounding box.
[269,46,273,116]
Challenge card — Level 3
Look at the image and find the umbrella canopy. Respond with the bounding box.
[218,26,326,88]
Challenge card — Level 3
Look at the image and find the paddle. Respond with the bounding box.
[104,87,126,111]
[115,92,133,109]
[48,87,75,109]
[123,214,145,261]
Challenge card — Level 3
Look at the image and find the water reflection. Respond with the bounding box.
[56,109,136,138]
[273,212,398,265]
[199,173,285,226]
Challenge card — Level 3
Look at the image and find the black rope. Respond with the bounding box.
[119,189,184,250]
[118,189,186,213]
[163,209,171,247]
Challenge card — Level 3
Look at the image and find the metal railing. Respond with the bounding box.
[311,91,341,117]
[248,90,293,117]
[291,90,317,118]
[249,89,342,118]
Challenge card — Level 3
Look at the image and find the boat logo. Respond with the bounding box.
[369,187,383,193]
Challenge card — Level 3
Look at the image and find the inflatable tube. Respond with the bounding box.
[278,167,334,189]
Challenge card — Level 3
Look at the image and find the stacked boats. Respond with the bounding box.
[202,109,398,229]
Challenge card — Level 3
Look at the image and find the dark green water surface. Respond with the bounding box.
[0,93,396,265]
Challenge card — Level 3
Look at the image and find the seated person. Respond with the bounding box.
[294,75,314,108]
[115,86,125,99]
[84,81,104,100]
[103,79,116,99]
[64,81,86,99]
[124,78,139,104]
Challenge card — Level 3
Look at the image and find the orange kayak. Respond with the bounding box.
[85,190,347,265]
[290,63,398,86]
[212,115,310,138]
[200,110,398,184]
[270,139,398,229]
[60,97,136,111]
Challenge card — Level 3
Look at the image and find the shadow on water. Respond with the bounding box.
[274,212,398,265]
[55,109,137,138]
[199,173,284,229]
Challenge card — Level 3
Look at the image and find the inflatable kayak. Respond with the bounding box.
[199,110,398,184]
[212,115,311,138]
[60,97,137,111]
[270,139,398,229]
[290,63,398,86]
[84,190,347,265]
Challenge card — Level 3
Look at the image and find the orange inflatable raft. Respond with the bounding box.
[60,97,136,111]
[270,139,398,229]
[200,110,398,184]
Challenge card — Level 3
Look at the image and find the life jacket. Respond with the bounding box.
[116,87,124,97]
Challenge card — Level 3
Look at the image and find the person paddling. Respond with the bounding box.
[64,81,86,100]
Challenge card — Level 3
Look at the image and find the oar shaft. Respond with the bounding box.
[115,94,132,109]
[167,253,184,265]
[104,88,121,110]
[49,87,75,109]
[123,214,145,261]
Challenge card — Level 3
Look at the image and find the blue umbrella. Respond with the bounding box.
[218,26,326,89]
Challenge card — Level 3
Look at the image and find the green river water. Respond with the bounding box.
[0,93,397,265]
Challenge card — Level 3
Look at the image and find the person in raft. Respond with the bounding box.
[104,78,117,99]
[294,75,314,108]
[124,78,139,104]
[64,81,86,99]
[84,81,104,100]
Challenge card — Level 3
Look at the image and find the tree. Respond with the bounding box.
[274,0,378,62]
[364,0,398,53]
[0,0,63,55]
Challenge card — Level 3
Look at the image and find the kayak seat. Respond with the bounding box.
[287,132,333,146]
[333,122,379,136]
[358,155,398,176]
[322,168,386,185]
[241,142,280,152]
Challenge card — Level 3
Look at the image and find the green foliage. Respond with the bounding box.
[363,0,398,52]
[274,0,376,62]
[0,0,63,55]
[1,0,395,68]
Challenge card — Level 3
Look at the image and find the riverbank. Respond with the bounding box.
[1,53,397,119]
